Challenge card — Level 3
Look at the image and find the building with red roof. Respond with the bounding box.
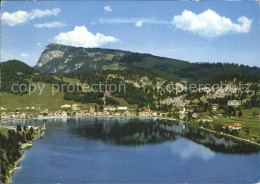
[104,90,111,97]
[233,123,242,130]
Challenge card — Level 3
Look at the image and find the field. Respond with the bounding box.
[205,107,260,139]
[111,97,138,111]
[0,79,137,112]
[0,81,81,112]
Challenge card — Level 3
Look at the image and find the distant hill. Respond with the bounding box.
[34,43,260,83]
[1,59,259,111]
[0,60,178,111]
[0,60,37,95]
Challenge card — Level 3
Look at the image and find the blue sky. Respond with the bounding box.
[1,1,260,67]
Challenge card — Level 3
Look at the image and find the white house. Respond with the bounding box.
[179,107,185,114]
[61,111,67,117]
[192,113,198,118]
[124,111,131,116]
[228,100,241,107]
[212,104,218,111]
[103,111,110,116]
[233,123,242,130]
[104,106,116,111]
[152,112,158,116]
[115,112,121,116]
[97,112,104,116]
[117,106,128,110]
[139,112,147,117]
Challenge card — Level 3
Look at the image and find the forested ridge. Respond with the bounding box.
[1,59,259,110]
[0,126,40,183]
[0,60,36,95]
[35,43,260,83]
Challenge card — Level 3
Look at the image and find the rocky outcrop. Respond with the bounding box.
[34,43,127,74]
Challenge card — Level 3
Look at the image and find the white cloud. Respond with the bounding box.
[1,8,60,26]
[99,18,169,27]
[172,9,252,37]
[2,11,31,26]
[34,21,65,28]
[20,53,29,57]
[54,26,119,48]
[30,8,60,19]
[135,21,143,27]
[171,139,215,161]
[104,6,112,12]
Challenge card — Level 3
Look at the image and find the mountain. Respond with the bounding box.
[34,43,188,79]
[1,60,179,111]
[35,43,260,83]
[1,59,259,113]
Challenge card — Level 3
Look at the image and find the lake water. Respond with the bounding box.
[8,118,260,183]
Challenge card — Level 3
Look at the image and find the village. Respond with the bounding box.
[1,98,258,134]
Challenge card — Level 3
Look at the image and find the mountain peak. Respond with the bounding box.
[34,44,260,83]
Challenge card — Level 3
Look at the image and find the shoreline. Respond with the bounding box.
[2,116,260,183]
[158,116,260,147]
[1,115,260,147]
[5,130,44,184]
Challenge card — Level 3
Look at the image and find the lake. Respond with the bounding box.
[8,118,260,183]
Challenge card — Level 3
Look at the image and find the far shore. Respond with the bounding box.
[1,115,260,148]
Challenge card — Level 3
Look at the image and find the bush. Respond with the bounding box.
[230,129,239,137]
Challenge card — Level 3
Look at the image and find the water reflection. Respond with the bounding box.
[171,139,215,161]
[73,118,179,145]
[73,118,260,154]
[5,117,260,154]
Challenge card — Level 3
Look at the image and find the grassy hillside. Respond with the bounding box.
[211,107,260,138]
[0,61,144,112]
[1,82,79,111]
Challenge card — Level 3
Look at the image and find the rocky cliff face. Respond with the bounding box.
[37,49,64,67]
[34,43,127,74]
[33,43,188,76]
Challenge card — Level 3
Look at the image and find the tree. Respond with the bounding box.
[225,106,234,116]
[230,129,239,137]
[187,111,192,121]
[223,127,230,134]
[204,121,210,129]
[99,105,103,111]
[203,103,209,112]
[105,97,119,106]
[238,111,242,118]
[150,103,157,111]
[30,127,34,134]
[26,132,33,140]
[245,128,250,135]
[16,125,22,132]
[213,124,223,132]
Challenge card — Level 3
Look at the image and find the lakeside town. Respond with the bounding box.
[1,98,260,145]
